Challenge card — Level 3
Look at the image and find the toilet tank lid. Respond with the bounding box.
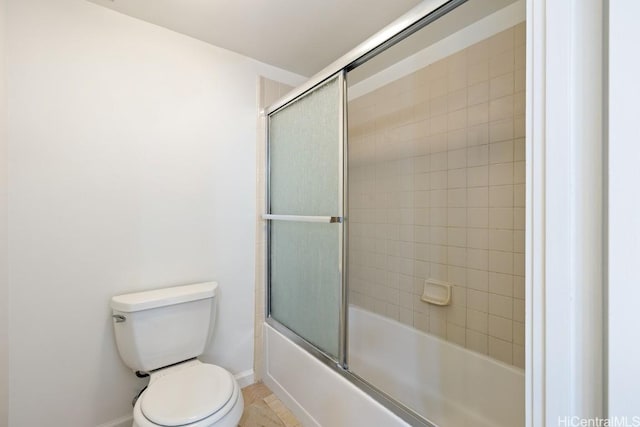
[111,282,217,313]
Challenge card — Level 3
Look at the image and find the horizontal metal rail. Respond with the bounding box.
[262,214,343,223]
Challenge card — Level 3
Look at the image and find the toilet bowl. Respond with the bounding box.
[110,282,244,427]
[131,360,244,427]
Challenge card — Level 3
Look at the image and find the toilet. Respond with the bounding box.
[111,282,244,427]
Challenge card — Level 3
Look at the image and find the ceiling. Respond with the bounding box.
[87,0,425,77]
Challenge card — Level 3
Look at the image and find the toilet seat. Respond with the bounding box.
[142,363,234,426]
[132,361,243,427]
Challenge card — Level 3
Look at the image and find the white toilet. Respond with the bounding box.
[111,282,244,427]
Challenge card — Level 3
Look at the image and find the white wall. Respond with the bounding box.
[5,0,303,425]
[607,0,640,417]
[0,0,8,425]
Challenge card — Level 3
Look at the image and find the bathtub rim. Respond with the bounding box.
[265,315,436,427]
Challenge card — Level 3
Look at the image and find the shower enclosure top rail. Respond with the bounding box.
[263,0,465,116]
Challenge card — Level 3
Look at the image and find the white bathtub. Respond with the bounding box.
[348,305,525,427]
[264,306,524,427]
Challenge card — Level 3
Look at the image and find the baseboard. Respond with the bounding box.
[96,414,132,427]
[235,368,255,388]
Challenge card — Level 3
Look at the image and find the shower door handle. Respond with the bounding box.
[262,214,343,223]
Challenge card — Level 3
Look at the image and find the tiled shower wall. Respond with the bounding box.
[347,23,525,367]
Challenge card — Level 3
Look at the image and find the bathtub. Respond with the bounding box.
[348,305,525,427]
[264,306,524,427]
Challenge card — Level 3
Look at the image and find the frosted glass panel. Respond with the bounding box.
[269,77,340,215]
[267,75,342,359]
[270,221,340,358]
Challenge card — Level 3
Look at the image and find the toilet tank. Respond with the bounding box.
[111,282,217,372]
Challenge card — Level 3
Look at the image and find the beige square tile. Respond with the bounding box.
[514,183,525,208]
[448,148,467,169]
[467,102,489,126]
[489,272,513,296]
[514,21,526,47]
[468,228,489,250]
[515,68,526,92]
[490,50,514,78]
[468,124,489,146]
[467,39,490,65]
[466,330,489,354]
[414,312,429,332]
[448,88,467,112]
[489,337,513,364]
[448,207,467,227]
[430,76,448,99]
[447,50,467,73]
[430,94,448,116]
[468,207,489,228]
[515,45,526,70]
[447,323,466,346]
[468,81,489,106]
[489,164,514,186]
[467,165,489,187]
[448,227,467,248]
[429,171,447,190]
[490,72,514,99]
[467,309,489,333]
[514,275,525,299]
[515,114,525,138]
[467,145,489,167]
[489,28,515,57]
[448,169,467,189]
[449,266,467,287]
[447,109,467,130]
[489,207,514,229]
[489,294,513,319]
[448,188,467,207]
[447,129,467,150]
[447,305,467,327]
[468,288,489,312]
[490,140,514,164]
[489,229,514,252]
[513,321,525,345]
[513,344,525,369]
[490,250,513,274]
[514,207,525,230]
[467,248,489,270]
[490,95,515,121]
[429,315,447,338]
[429,189,446,207]
[448,69,467,92]
[467,186,489,207]
[489,314,513,341]
[448,246,467,267]
[429,133,448,153]
[489,184,514,207]
[514,90,526,116]
[489,118,514,143]
[430,114,448,135]
[513,229,525,253]
[467,268,489,291]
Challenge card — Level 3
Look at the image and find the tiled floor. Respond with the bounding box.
[239,382,302,427]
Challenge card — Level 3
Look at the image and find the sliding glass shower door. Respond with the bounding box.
[265,73,346,361]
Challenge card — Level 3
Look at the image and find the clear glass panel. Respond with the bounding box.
[269,77,340,216]
[347,1,526,425]
[270,221,340,358]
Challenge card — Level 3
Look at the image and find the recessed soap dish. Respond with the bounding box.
[421,279,451,306]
